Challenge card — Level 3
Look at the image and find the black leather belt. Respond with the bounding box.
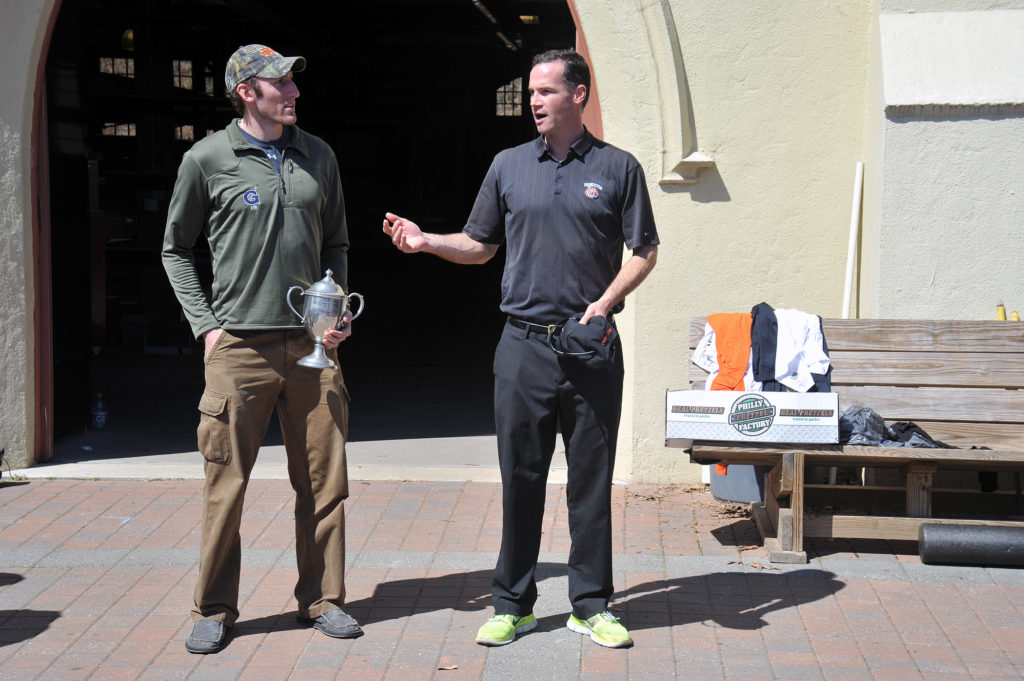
[507,318,561,334]
[508,315,615,334]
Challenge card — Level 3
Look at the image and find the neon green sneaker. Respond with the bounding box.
[475,613,536,646]
[567,611,632,648]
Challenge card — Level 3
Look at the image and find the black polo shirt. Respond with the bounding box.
[464,130,659,324]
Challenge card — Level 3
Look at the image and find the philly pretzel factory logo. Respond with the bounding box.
[728,394,776,436]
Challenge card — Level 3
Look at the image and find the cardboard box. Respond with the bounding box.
[666,390,839,447]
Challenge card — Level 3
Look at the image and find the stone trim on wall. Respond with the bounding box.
[636,0,715,185]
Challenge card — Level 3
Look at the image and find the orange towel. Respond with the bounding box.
[708,312,752,390]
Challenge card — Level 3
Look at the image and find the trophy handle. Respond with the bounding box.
[286,286,304,320]
[346,293,365,321]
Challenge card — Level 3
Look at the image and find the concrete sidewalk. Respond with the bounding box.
[2,469,1024,680]
[16,435,540,484]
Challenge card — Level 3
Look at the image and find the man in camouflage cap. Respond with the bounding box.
[164,44,362,654]
[224,43,306,91]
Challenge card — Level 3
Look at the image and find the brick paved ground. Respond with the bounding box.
[1,477,1023,680]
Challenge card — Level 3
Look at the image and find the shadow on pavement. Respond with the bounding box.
[612,569,843,632]
[0,574,24,588]
[0,595,61,648]
[229,564,842,639]
[0,573,60,649]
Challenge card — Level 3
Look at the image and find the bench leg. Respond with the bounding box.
[762,452,808,564]
[780,452,805,553]
[905,462,938,518]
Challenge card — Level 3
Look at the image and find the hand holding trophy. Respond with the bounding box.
[286,270,364,369]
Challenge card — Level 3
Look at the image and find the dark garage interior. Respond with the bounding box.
[43,0,575,456]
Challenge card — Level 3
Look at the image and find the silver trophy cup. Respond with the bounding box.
[286,270,364,369]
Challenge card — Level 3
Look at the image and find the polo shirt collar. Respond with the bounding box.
[534,127,596,162]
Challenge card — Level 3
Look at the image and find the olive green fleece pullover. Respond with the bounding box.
[162,120,349,339]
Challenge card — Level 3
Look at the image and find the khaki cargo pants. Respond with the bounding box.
[192,329,350,625]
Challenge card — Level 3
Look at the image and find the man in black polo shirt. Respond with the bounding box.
[383,48,659,648]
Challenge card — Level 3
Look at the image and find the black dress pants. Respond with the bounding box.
[491,320,624,619]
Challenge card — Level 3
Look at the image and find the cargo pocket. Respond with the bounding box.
[320,370,351,406]
[197,390,232,464]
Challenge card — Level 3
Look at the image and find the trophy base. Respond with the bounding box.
[296,347,337,370]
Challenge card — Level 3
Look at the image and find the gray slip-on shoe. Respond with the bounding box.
[185,619,227,654]
[302,608,363,639]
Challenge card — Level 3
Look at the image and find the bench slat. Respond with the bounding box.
[680,383,1024,423]
[837,385,1024,423]
[689,317,1024,353]
[684,442,1024,469]
[895,421,1024,449]
[828,351,1024,389]
[822,319,1024,352]
[803,514,1024,541]
[688,354,1024,389]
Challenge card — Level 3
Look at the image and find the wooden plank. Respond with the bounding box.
[765,485,780,531]
[904,463,938,518]
[776,508,795,552]
[894,422,1024,449]
[689,317,1024,353]
[689,363,1024,391]
[686,443,1024,469]
[789,452,805,553]
[828,351,1024,389]
[836,386,1024,423]
[689,317,709,348]
[752,503,810,564]
[803,484,1024,516]
[683,385,1024,424]
[751,502,776,539]
[767,461,789,497]
[685,388,1022,424]
[821,319,1024,353]
[678,424,1024,453]
[803,513,1024,541]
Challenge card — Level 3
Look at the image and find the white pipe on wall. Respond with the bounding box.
[842,162,865,319]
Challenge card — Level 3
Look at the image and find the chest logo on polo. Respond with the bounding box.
[243,186,261,210]
[583,182,603,200]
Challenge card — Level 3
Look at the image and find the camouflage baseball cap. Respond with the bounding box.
[224,44,306,91]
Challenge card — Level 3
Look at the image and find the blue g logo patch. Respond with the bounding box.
[243,186,260,210]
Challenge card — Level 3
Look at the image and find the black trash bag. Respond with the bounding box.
[840,406,950,448]
[839,406,890,446]
[888,422,952,448]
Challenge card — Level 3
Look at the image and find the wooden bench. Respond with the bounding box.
[668,318,1024,563]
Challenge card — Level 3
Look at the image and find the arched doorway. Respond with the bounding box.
[41,0,577,457]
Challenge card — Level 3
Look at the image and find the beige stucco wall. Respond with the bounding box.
[0,0,54,469]
[864,4,1024,319]
[576,1,874,482]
